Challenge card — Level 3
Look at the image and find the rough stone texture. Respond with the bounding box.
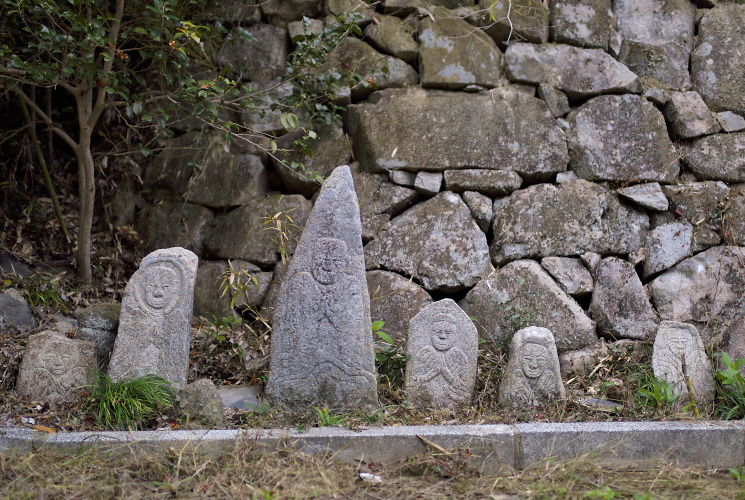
[443,169,523,197]
[384,0,476,15]
[205,195,312,267]
[223,0,261,24]
[108,248,198,388]
[661,182,729,248]
[461,191,493,233]
[367,270,433,344]
[649,246,745,338]
[566,95,679,182]
[617,183,669,211]
[727,185,745,246]
[76,303,121,369]
[240,80,294,134]
[261,0,322,23]
[537,84,570,118]
[135,202,212,256]
[405,299,478,408]
[491,180,649,265]
[691,5,745,117]
[540,256,593,296]
[326,0,374,22]
[653,321,715,407]
[16,331,96,405]
[414,171,443,196]
[681,133,745,183]
[266,166,377,409]
[364,15,418,65]
[321,37,418,102]
[372,192,492,292]
[389,170,417,188]
[717,112,745,133]
[271,123,352,196]
[176,379,227,428]
[721,318,745,375]
[460,260,596,351]
[664,91,721,140]
[259,260,289,324]
[419,10,503,90]
[504,43,640,101]
[643,87,668,106]
[643,222,693,278]
[0,289,36,334]
[549,0,612,50]
[590,257,658,340]
[218,25,289,81]
[613,0,695,89]
[347,87,568,179]
[143,132,203,200]
[559,342,603,377]
[478,0,549,44]
[193,260,271,319]
[499,327,566,406]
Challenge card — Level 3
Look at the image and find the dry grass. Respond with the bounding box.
[1,443,744,499]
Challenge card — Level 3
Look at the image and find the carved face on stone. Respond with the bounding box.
[140,263,180,312]
[431,316,457,352]
[521,342,548,379]
[41,343,73,376]
[667,331,691,356]
[311,239,348,285]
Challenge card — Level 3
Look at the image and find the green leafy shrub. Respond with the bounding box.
[83,372,175,430]
[636,374,681,414]
[715,353,745,419]
[373,321,409,391]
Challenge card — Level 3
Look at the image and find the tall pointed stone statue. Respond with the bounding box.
[405,299,478,408]
[107,247,197,388]
[266,165,378,409]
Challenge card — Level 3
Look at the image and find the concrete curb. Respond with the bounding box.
[2,421,744,472]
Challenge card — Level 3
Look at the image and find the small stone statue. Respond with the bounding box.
[499,326,565,406]
[405,299,478,408]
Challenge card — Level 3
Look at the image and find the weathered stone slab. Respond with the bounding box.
[649,246,745,338]
[727,185,745,247]
[567,95,678,182]
[193,260,271,319]
[663,91,721,140]
[384,0,476,15]
[16,331,96,405]
[414,171,443,196]
[261,0,322,23]
[364,15,418,65]
[240,81,295,135]
[185,149,268,209]
[643,222,693,278]
[499,327,565,406]
[590,257,658,340]
[76,303,121,369]
[347,87,568,179]
[205,194,312,267]
[691,5,745,117]
[367,270,432,344]
[143,132,204,200]
[559,342,603,377]
[372,192,493,292]
[460,260,596,352]
[389,170,417,188]
[504,43,640,101]
[266,166,377,409]
[218,25,289,81]
[108,248,198,388]
[717,112,745,133]
[405,299,478,408]
[681,133,745,183]
[661,182,729,249]
[477,0,549,44]
[0,289,36,334]
[135,202,212,256]
[259,260,290,324]
[537,84,570,118]
[653,321,715,407]
[443,169,523,197]
[176,379,227,428]
[461,191,493,233]
[491,180,649,265]
[617,183,668,211]
[613,0,695,89]
[549,0,612,50]
[419,10,503,90]
[540,256,593,296]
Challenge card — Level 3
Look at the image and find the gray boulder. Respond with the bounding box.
[419,10,503,90]
[537,84,570,118]
[241,81,295,135]
[193,260,271,319]
[364,15,418,65]
[135,202,213,256]
[617,183,669,211]
[691,5,745,117]
[143,132,204,200]
[261,0,322,23]
[721,318,745,375]
[414,171,443,196]
[661,182,729,250]
[372,192,492,292]
[549,0,612,50]
[477,0,549,44]
[566,95,678,182]
[643,222,693,278]
[176,379,227,428]
[384,0,475,15]
[389,170,417,188]
[351,166,419,241]
[664,91,721,140]
[223,0,261,25]
[218,25,289,81]
[717,112,745,133]
[613,0,695,89]
[459,260,596,352]
[504,43,640,101]
[590,257,658,340]
[540,256,593,296]
[681,132,745,183]
[347,87,568,179]
[461,191,494,233]
[367,270,433,344]
[727,185,745,246]
[443,169,523,197]
[559,342,604,377]
[0,289,36,334]
[76,303,121,369]
[205,194,312,267]
[491,180,649,265]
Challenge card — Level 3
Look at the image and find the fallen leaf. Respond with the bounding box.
[31,425,56,433]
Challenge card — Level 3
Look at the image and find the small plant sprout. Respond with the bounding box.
[262,208,299,265]
[715,353,745,419]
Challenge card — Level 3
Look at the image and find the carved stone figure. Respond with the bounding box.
[652,321,715,407]
[405,299,478,408]
[107,247,197,388]
[499,326,566,406]
[266,165,377,409]
[16,331,96,405]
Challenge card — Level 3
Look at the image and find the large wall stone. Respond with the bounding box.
[681,132,745,183]
[549,0,612,50]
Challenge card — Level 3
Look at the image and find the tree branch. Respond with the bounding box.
[14,87,79,154]
[90,0,125,127]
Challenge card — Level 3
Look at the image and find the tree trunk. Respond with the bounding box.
[76,93,96,284]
